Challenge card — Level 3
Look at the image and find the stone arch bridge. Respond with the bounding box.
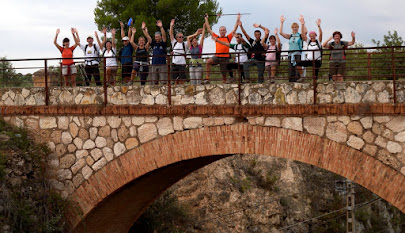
[1,81,405,232]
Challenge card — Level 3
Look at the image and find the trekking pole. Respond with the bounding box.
[312,50,316,105]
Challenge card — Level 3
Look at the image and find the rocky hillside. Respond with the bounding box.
[133,154,404,233]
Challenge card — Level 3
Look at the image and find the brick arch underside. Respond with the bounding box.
[68,124,405,233]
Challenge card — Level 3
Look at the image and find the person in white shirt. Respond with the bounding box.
[74,29,102,86]
[95,27,118,86]
[301,16,323,80]
[170,19,188,84]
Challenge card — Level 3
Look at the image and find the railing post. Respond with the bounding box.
[312,50,317,105]
[237,52,241,105]
[392,47,397,104]
[367,53,371,80]
[103,57,107,106]
[167,55,172,106]
[44,59,49,106]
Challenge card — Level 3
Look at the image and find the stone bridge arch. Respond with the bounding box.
[66,124,405,233]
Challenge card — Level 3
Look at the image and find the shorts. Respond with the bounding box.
[62,64,77,76]
[330,62,346,75]
[265,61,279,67]
[211,56,229,75]
[133,61,149,72]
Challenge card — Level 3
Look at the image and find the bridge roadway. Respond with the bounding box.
[1,81,405,233]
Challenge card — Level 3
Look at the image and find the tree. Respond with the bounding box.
[94,0,221,43]
[372,30,404,47]
[0,57,17,87]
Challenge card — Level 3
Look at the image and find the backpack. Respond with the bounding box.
[172,41,187,60]
[330,41,346,60]
[102,48,119,62]
[84,44,100,63]
[266,43,281,64]
[289,33,303,51]
[307,40,323,61]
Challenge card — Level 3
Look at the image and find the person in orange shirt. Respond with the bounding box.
[204,14,239,83]
[54,28,79,87]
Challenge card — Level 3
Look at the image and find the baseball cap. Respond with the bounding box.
[122,36,129,41]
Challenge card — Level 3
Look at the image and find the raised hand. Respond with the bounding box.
[274,28,278,35]
[102,26,107,34]
[253,23,260,28]
[111,28,116,35]
[56,29,60,35]
[131,27,136,34]
[299,15,305,25]
[120,21,124,27]
[94,31,98,37]
[71,28,75,33]
[196,28,203,34]
[170,19,175,26]
[264,28,270,34]
[316,19,321,27]
[280,15,286,23]
[204,13,208,19]
[141,21,146,30]
[351,31,356,38]
[237,13,241,21]
[211,35,217,41]
[156,20,163,28]
[237,20,242,26]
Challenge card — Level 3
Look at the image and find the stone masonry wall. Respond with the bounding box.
[2,115,405,198]
[1,81,404,106]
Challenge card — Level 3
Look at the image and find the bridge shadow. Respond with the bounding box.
[67,125,405,233]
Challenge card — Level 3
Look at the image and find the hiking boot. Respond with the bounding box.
[202,79,210,84]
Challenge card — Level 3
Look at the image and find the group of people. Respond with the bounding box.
[53,14,356,86]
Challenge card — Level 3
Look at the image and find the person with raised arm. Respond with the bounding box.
[323,31,356,82]
[204,13,239,84]
[262,28,282,83]
[54,28,79,87]
[239,21,268,83]
[187,26,205,85]
[144,20,168,85]
[300,17,323,80]
[74,28,102,86]
[128,23,151,86]
[212,32,251,83]
[280,15,305,82]
[169,19,188,84]
[95,27,118,86]
[119,21,134,84]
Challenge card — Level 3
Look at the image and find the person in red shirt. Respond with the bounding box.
[204,14,239,83]
[54,28,79,86]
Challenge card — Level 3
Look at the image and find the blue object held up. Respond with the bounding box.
[128,18,133,26]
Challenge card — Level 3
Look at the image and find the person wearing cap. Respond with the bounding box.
[300,16,323,80]
[143,20,168,85]
[120,21,135,84]
[74,29,102,86]
[54,28,79,87]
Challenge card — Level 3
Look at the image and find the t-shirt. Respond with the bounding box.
[171,39,188,65]
[230,43,250,63]
[103,48,118,67]
[265,44,278,66]
[79,43,100,65]
[60,46,75,65]
[120,44,134,64]
[151,40,167,65]
[135,47,149,62]
[306,40,322,61]
[289,33,302,52]
[329,41,349,62]
[190,45,202,59]
[213,32,233,57]
[249,38,267,61]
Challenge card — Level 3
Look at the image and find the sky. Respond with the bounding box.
[0,0,404,72]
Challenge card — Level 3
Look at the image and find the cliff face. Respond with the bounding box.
[135,154,404,233]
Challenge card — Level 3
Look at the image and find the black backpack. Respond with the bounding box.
[84,44,100,63]
[102,49,119,62]
[330,41,346,60]
[266,43,281,64]
[307,40,323,62]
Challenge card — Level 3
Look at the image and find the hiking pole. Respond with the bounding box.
[207,13,251,17]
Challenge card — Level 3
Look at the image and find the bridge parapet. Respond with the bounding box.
[0,81,404,106]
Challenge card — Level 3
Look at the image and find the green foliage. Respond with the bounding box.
[130,191,195,233]
[0,57,32,87]
[372,31,404,47]
[0,118,67,232]
[94,0,221,47]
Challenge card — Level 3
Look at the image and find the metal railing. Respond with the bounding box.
[0,46,404,106]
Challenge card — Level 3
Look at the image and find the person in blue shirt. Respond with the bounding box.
[119,21,134,84]
[143,20,168,85]
[280,15,305,82]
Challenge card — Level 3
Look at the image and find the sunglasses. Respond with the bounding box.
[177,36,184,38]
